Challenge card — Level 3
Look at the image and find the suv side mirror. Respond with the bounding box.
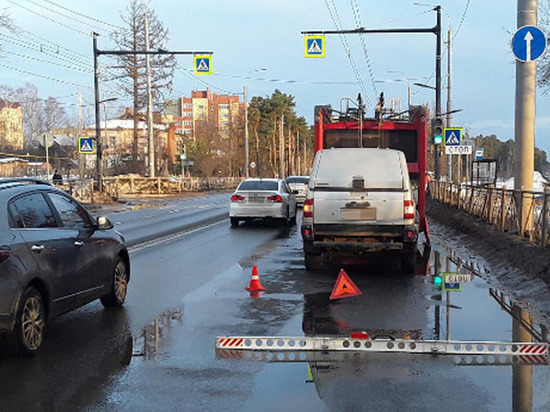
[97,216,114,230]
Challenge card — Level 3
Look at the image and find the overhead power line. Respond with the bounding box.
[0,33,92,72]
[21,0,107,31]
[0,61,92,89]
[41,0,123,30]
[350,0,376,107]
[3,50,92,73]
[17,28,91,63]
[455,0,471,37]
[213,71,358,85]
[324,0,369,104]
[6,0,92,36]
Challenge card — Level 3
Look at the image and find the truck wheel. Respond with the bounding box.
[401,244,417,274]
[305,253,321,271]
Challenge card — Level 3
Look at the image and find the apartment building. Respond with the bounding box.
[0,101,24,150]
[166,88,243,139]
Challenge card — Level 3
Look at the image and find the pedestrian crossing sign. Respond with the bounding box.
[78,137,96,154]
[305,35,325,58]
[194,55,212,75]
[444,128,463,147]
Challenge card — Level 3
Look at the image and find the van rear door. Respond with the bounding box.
[311,149,407,225]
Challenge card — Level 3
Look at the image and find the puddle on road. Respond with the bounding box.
[216,235,550,411]
[96,222,550,410]
[132,307,185,361]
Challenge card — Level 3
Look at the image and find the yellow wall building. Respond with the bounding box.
[0,101,24,150]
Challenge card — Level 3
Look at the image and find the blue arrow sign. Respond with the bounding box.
[512,25,547,62]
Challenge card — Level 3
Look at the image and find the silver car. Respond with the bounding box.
[285,176,309,206]
[229,178,297,227]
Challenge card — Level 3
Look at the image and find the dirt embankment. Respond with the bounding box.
[426,198,550,321]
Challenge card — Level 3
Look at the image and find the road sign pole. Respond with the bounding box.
[435,6,442,181]
[514,0,537,237]
[93,33,102,191]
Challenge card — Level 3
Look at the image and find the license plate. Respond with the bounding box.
[248,196,264,203]
[341,208,376,221]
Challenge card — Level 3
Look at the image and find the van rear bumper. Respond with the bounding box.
[312,241,403,251]
[302,223,417,254]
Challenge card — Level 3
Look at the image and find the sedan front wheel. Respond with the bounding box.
[101,257,129,308]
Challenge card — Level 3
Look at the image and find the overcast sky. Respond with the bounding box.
[0,0,549,153]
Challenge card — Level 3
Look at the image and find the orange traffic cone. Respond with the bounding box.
[246,265,266,292]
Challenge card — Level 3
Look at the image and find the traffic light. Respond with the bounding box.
[432,117,443,145]
[433,274,443,288]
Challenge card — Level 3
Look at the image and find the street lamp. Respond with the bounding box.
[244,68,266,177]
[385,70,418,108]
[413,82,436,91]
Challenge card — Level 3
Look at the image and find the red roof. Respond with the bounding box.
[0,100,21,110]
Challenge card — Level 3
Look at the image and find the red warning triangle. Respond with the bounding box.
[330,269,362,300]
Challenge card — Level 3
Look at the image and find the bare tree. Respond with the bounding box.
[110,0,176,173]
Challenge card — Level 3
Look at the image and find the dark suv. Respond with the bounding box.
[0,178,130,355]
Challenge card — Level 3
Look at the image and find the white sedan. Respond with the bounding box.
[229,178,298,227]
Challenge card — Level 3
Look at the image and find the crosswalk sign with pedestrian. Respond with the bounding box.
[194,55,212,75]
[444,128,463,147]
[305,35,325,58]
[78,137,96,154]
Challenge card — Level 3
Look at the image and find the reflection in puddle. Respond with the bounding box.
[218,246,550,410]
[133,307,184,360]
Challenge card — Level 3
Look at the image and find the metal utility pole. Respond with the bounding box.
[78,90,83,178]
[515,0,537,236]
[92,32,213,191]
[434,6,442,180]
[244,84,249,177]
[145,12,155,178]
[93,33,102,189]
[301,6,442,177]
[446,27,453,181]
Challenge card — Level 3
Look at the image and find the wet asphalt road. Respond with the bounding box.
[1,193,550,411]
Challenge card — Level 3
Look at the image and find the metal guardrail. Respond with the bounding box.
[430,181,550,247]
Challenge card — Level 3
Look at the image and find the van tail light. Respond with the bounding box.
[404,200,415,219]
[0,246,11,265]
[267,195,283,203]
[303,198,314,218]
[231,194,245,202]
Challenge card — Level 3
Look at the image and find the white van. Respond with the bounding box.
[301,148,418,272]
